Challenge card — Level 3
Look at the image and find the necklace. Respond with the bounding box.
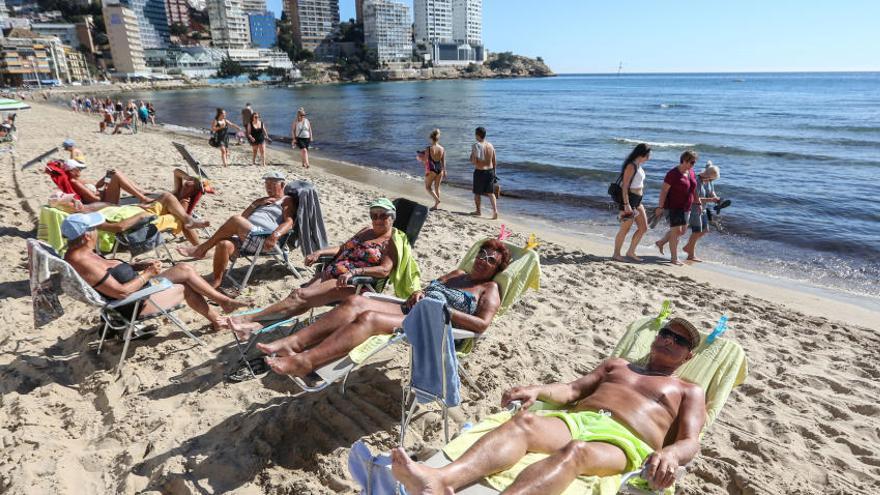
[629,364,673,377]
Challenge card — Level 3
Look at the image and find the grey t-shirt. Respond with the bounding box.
[248,198,284,231]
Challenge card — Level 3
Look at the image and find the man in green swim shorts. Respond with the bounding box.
[393,317,707,494]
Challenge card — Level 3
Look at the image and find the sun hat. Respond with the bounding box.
[61,212,105,240]
[262,171,285,181]
[297,107,306,115]
[666,317,701,349]
[63,159,86,171]
[703,161,720,180]
[369,197,395,212]
[62,139,75,148]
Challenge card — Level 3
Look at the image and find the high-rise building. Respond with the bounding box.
[102,2,147,74]
[207,0,250,49]
[413,0,452,44]
[452,0,480,45]
[106,0,170,49]
[355,0,364,23]
[248,12,276,48]
[241,0,266,12]
[30,23,79,48]
[0,36,52,85]
[284,0,339,55]
[363,0,410,63]
[165,0,190,28]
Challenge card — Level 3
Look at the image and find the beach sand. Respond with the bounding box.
[1,102,878,494]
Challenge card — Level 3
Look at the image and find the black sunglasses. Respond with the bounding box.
[658,327,694,349]
[370,212,390,220]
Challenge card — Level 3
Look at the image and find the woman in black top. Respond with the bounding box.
[211,108,241,167]
[64,213,248,330]
[423,128,446,210]
[246,112,269,167]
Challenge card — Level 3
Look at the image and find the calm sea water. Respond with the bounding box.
[116,73,880,296]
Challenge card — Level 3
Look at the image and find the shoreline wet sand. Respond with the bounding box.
[1,102,878,494]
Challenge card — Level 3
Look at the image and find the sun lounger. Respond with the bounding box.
[27,239,205,375]
[172,141,210,179]
[416,309,747,495]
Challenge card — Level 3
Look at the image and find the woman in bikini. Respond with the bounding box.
[247,112,269,167]
[226,198,399,338]
[211,108,241,167]
[257,239,510,378]
[63,213,248,330]
[423,128,447,211]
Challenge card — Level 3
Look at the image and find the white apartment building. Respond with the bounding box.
[414,0,452,44]
[363,0,411,64]
[103,3,148,74]
[452,0,481,45]
[207,0,251,49]
[284,0,340,55]
[240,0,267,13]
[30,23,80,48]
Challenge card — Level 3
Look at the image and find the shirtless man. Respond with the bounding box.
[469,126,499,220]
[392,317,706,494]
[65,159,152,205]
[177,171,296,288]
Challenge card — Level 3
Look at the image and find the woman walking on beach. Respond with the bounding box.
[211,108,241,167]
[424,128,446,210]
[612,143,652,262]
[292,107,312,168]
[683,162,721,261]
[247,112,269,167]
[655,150,699,266]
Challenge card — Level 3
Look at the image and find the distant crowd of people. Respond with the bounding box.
[69,95,158,136]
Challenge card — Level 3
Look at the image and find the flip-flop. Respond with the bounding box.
[225,357,270,382]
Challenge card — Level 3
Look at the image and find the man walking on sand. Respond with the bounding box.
[241,103,253,144]
[469,126,499,219]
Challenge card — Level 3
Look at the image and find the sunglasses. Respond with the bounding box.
[658,327,694,349]
[370,211,390,221]
[476,249,500,265]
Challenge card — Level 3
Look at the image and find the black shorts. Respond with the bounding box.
[667,208,688,227]
[619,192,643,210]
[295,137,310,149]
[473,169,496,195]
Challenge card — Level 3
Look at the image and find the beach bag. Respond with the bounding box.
[208,134,220,148]
[118,217,163,256]
[492,169,501,197]
[607,163,631,204]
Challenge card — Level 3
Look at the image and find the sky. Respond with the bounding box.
[266,0,880,73]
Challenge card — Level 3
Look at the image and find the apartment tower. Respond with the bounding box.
[165,0,191,28]
[207,0,251,49]
[102,2,147,73]
[241,0,267,12]
[363,0,411,63]
[284,0,340,54]
[413,0,452,44]
[452,0,481,45]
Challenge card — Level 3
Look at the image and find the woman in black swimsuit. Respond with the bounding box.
[64,213,249,330]
[424,128,446,211]
[246,112,269,167]
[211,108,241,167]
[257,239,511,378]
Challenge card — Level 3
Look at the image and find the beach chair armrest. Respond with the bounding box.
[452,328,480,340]
[363,293,405,304]
[106,277,173,308]
[249,229,273,237]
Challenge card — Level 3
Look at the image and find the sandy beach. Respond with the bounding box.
[1,102,878,494]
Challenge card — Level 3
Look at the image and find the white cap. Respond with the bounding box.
[63,159,86,171]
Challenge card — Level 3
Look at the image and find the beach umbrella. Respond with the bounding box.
[0,98,30,111]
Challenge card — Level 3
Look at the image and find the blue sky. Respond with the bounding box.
[266,0,880,73]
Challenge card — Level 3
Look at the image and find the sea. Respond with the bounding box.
[111,72,880,297]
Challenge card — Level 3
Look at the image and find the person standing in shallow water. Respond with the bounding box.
[470,126,499,220]
[655,150,699,266]
[612,143,652,262]
[424,128,446,210]
[292,107,312,168]
[683,162,721,262]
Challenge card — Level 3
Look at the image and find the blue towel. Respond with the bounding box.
[348,440,401,495]
[404,298,461,407]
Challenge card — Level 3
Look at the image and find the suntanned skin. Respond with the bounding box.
[176,179,295,286]
[392,321,706,495]
[68,167,152,204]
[224,211,397,339]
[256,247,505,378]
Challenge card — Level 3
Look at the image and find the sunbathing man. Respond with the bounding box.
[392,317,706,495]
[177,171,296,288]
[256,239,509,378]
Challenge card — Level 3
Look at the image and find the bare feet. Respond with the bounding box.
[219,298,251,314]
[626,254,643,262]
[686,256,703,262]
[391,448,448,495]
[265,353,312,377]
[491,212,499,220]
[256,340,299,357]
[228,317,264,341]
[655,240,666,255]
[430,202,440,211]
[185,217,210,230]
[176,245,204,259]
[670,259,684,266]
[612,254,627,262]
[468,211,481,217]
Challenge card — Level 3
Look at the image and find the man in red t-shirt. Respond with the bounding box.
[654,151,699,265]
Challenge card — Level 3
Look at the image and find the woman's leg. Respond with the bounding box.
[626,205,649,261]
[683,230,707,261]
[104,171,150,203]
[156,192,210,230]
[220,146,228,167]
[256,295,399,355]
[251,144,258,165]
[177,214,253,259]
[301,147,310,168]
[265,308,405,377]
[211,239,237,288]
[140,284,220,329]
[612,217,633,261]
[159,262,248,313]
[668,225,686,265]
[259,143,266,167]
[425,173,440,209]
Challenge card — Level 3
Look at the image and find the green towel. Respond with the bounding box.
[456,238,541,316]
[37,206,69,255]
[443,316,748,494]
[388,227,421,299]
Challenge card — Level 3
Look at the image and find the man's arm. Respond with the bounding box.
[643,383,706,490]
[263,197,297,250]
[502,358,619,408]
[489,144,496,169]
[98,212,149,233]
[655,182,671,213]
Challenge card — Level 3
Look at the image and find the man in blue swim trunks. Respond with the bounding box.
[392,317,706,494]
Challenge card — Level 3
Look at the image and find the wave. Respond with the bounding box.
[799,124,880,133]
[613,138,697,148]
[658,103,691,109]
